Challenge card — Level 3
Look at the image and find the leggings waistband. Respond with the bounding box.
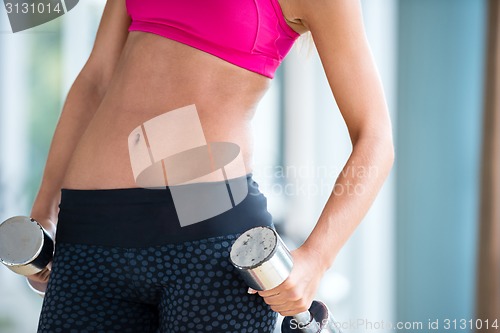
[55,174,273,247]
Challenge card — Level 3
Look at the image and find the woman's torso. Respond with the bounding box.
[62,31,272,189]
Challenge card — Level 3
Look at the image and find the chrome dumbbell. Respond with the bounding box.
[229,226,342,333]
[0,216,54,296]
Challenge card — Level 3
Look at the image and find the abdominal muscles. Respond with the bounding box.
[62,31,270,189]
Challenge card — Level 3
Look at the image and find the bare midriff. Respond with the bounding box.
[62,31,271,190]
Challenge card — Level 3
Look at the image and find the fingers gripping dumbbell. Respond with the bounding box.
[229,226,342,333]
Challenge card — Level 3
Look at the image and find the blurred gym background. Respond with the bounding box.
[0,0,498,332]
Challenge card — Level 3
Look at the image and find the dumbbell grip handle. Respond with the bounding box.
[294,311,312,324]
[293,311,321,333]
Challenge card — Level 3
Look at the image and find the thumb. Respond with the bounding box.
[247,287,258,294]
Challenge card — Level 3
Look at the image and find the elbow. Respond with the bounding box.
[386,137,395,172]
[377,133,395,176]
[78,56,114,101]
[354,128,395,176]
[371,135,394,182]
[373,127,394,166]
[78,67,109,100]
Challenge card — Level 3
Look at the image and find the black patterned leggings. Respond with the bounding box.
[38,175,277,332]
[38,235,277,332]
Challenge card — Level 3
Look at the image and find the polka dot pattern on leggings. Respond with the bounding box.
[38,234,277,333]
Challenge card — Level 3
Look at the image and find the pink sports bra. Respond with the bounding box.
[125,0,301,78]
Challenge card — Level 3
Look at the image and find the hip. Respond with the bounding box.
[55,173,273,247]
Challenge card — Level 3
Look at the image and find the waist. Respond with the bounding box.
[56,174,273,247]
[62,102,256,189]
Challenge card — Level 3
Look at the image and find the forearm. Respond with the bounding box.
[30,72,105,229]
[302,134,394,271]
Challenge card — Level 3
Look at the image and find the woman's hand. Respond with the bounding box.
[250,245,328,317]
[26,264,51,296]
[26,216,56,286]
[26,263,52,285]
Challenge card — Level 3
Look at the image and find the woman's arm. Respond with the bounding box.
[256,0,394,316]
[28,0,131,282]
